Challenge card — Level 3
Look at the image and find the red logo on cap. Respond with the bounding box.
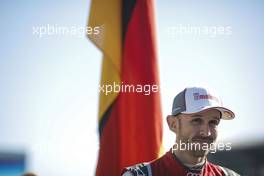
[193,93,219,102]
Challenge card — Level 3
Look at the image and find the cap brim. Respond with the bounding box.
[181,106,235,120]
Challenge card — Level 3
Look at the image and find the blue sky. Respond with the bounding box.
[0,0,264,175]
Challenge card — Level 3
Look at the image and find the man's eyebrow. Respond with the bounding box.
[190,115,220,120]
[211,117,220,120]
[191,114,203,118]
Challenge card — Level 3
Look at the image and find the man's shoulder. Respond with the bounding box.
[122,163,151,176]
[207,161,240,176]
[219,166,241,176]
[122,151,176,176]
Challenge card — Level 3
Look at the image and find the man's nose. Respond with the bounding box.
[199,124,211,137]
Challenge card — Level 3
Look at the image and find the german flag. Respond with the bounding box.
[88,0,163,175]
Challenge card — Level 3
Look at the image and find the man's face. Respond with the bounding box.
[169,109,221,157]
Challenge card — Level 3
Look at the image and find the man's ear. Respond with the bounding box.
[167,115,178,133]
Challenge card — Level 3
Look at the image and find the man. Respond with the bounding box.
[122,86,240,176]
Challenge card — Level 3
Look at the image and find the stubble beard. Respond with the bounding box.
[177,133,212,158]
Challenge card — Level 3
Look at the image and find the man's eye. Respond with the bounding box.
[210,120,219,126]
[191,118,202,124]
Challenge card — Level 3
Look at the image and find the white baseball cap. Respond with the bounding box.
[171,86,235,120]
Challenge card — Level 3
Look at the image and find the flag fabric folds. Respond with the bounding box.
[88,0,163,175]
